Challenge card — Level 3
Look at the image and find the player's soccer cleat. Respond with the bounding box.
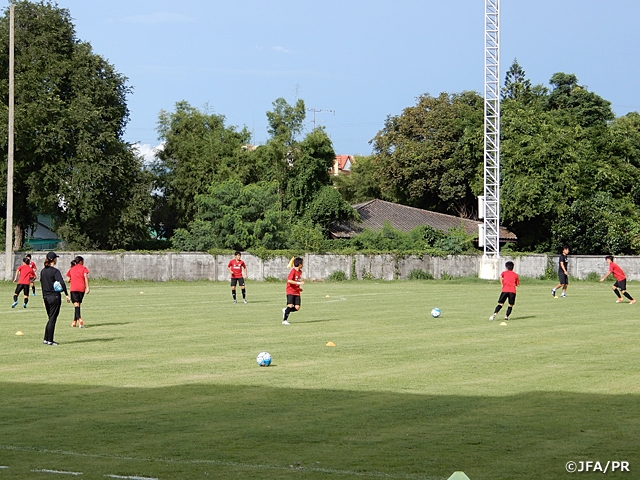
[32,292,36,297]
[11,301,18,308]
[43,340,49,345]
[233,300,237,304]
[630,299,636,304]
[78,319,84,328]
[561,293,566,298]
[489,314,496,321]
[504,316,509,321]
[282,320,290,325]
[71,321,77,327]
[616,298,624,303]
[23,303,27,308]
[243,299,247,304]
[49,341,58,346]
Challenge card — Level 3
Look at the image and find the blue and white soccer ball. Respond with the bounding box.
[256,351,272,367]
[430,308,441,318]
[53,281,64,293]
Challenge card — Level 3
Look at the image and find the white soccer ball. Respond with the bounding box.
[256,351,272,367]
[431,308,441,318]
[53,281,64,293]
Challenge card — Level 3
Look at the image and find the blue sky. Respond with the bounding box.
[11,0,640,160]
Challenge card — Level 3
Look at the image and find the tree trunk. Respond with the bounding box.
[13,224,22,251]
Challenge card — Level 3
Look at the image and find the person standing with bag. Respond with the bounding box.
[41,252,70,346]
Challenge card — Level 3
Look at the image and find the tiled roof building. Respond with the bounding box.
[330,199,516,242]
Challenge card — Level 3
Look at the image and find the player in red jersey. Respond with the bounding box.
[600,255,635,304]
[282,257,304,325]
[26,253,37,296]
[227,251,248,303]
[490,261,520,321]
[12,257,35,308]
[66,256,91,327]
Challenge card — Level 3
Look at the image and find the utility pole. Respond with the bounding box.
[5,3,14,279]
[307,108,335,130]
[479,0,501,280]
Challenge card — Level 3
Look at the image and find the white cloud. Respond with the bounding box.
[122,12,192,25]
[270,46,292,54]
[133,142,164,165]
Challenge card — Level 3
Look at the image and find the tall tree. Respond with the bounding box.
[371,91,484,217]
[0,0,152,249]
[152,101,251,237]
[501,58,532,101]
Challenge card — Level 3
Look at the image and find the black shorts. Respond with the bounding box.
[286,294,301,306]
[498,292,516,305]
[558,271,568,285]
[14,284,29,296]
[70,291,85,304]
[614,279,627,291]
[230,277,245,287]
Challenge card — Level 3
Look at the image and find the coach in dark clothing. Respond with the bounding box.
[41,251,70,346]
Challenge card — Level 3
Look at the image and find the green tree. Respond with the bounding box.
[0,0,152,249]
[266,97,306,147]
[501,58,533,101]
[171,180,289,251]
[333,155,382,204]
[371,91,484,217]
[552,193,640,254]
[152,101,251,237]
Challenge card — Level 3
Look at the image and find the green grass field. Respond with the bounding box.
[1,278,639,479]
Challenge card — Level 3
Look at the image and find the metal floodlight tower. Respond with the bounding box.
[483,0,500,259]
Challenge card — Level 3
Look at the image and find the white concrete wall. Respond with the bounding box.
[4,252,640,282]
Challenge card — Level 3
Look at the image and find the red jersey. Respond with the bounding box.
[16,264,35,284]
[286,268,303,296]
[609,262,626,282]
[228,259,246,279]
[30,260,37,275]
[66,264,90,292]
[501,270,520,293]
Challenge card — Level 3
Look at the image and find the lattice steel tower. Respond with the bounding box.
[483,0,500,259]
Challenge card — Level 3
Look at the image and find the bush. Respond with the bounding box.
[408,269,434,280]
[327,270,348,282]
[583,272,600,282]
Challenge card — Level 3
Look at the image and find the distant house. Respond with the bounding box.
[25,215,62,251]
[329,199,516,243]
[332,155,353,175]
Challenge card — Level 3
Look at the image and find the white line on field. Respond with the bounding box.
[2,444,441,479]
[105,475,158,480]
[31,469,83,476]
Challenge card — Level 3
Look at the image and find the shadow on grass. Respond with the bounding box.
[0,383,638,479]
[87,322,133,328]
[63,337,120,344]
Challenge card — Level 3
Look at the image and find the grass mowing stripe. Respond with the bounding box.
[2,445,441,479]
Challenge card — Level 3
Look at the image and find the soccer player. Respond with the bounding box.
[227,251,248,303]
[26,253,37,296]
[552,246,569,298]
[282,257,304,325]
[490,261,520,321]
[41,251,70,346]
[12,257,35,308]
[66,256,90,327]
[600,255,636,304]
